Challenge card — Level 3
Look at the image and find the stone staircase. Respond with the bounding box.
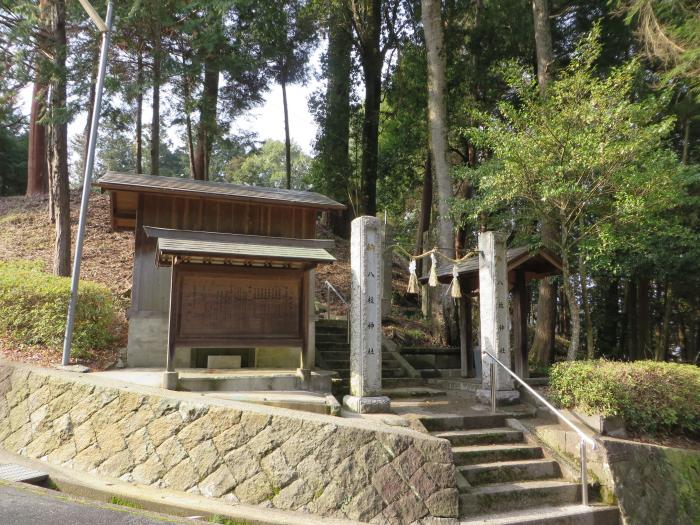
[421,414,620,524]
[315,319,408,397]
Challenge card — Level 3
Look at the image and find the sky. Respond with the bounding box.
[19,47,325,167]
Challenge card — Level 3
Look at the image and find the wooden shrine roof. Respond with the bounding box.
[147,227,336,267]
[422,246,562,291]
[96,172,346,211]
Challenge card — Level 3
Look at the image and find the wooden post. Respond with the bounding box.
[459,294,473,378]
[163,256,178,389]
[299,268,315,388]
[513,268,529,379]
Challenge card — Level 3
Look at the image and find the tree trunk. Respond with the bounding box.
[637,277,651,359]
[681,116,690,165]
[325,5,353,236]
[282,72,292,189]
[580,259,594,359]
[358,0,381,216]
[532,219,557,364]
[47,0,70,277]
[562,254,580,360]
[422,0,456,344]
[532,0,554,96]
[626,278,638,360]
[81,44,99,187]
[531,0,557,362]
[658,281,672,361]
[597,277,619,358]
[26,81,48,196]
[193,59,220,181]
[415,151,432,257]
[151,21,161,176]
[136,47,144,174]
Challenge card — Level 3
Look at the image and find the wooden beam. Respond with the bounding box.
[459,295,473,378]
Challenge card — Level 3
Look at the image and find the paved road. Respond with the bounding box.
[0,482,204,525]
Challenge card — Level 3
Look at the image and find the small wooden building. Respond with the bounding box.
[96,172,344,380]
[431,246,562,379]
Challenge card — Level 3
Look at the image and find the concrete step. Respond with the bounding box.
[383,387,447,398]
[316,334,348,344]
[323,359,351,369]
[421,415,509,432]
[318,343,350,352]
[431,427,524,447]
[331,367,406,379]
[459,459,561,485]
[453,444,544,466]
[459,480,580,517]
[459,504,620,525]
[317,350,349,360]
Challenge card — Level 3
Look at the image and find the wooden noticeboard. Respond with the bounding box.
[168,265,304,350]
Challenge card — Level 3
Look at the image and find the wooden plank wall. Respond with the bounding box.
[139,194,317,239]
[131,194,318,315]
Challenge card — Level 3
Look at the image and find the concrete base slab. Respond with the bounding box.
[343,395,391,414]
[476,388,520,405]
[162,371,178,390]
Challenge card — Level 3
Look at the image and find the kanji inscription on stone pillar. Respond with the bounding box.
[343,216,391,413]
[476,231,520,405]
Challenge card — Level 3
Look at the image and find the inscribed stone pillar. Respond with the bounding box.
[476,231,520,405]
[343,216,391,413]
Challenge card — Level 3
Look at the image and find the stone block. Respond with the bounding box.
[163,458,198,491]
[272,479,315,510]
[425,488,459,518]
[147,412,184,447]
[394,446,425,480]
[371,463,408,504]
[97,448,134,478]
[72,444,105,472]
[199,465,236,498]
[189,439,222,478]
[224,445,261,485]
[156,436,187,470]
[96,426,126,455]
[344,486,384,522]
[132,455,166,485]
[409,466,438,500]
[343,395,391,414]
[234,472,274,504]
[261,448,296,489]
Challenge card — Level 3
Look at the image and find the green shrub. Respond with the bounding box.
[0,260,115,357]
[549,360,700,436]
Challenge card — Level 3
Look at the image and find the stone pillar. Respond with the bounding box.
[476,231,519,405]
[343,216,391,413]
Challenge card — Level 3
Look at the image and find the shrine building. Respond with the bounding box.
[96,173,344,387]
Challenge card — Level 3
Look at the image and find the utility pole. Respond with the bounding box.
[61,0,114,366]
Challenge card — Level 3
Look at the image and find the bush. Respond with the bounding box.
[549,360,700,436]
[0,260,115,357]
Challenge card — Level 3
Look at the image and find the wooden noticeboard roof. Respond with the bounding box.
[96,172,346,211]
[149,227,336,267]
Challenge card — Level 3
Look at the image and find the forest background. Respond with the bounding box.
[0,0,699,366]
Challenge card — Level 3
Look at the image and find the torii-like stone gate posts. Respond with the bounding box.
[476,231,520,404]
[344,216,391,413]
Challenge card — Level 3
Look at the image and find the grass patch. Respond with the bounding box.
[549,360,700,436]
[108,496,143,509]
[0,260,116,358]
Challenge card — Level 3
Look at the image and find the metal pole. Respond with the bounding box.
[61,1,114,366]
[580,440,589,505]
[490,360,497,413]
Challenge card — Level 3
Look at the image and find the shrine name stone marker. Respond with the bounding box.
[476,231,520,405]
[344,216,390,413]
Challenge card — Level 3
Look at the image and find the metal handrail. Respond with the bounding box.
[483,349,594,506]
[324,280,348,305]
[323,280,350,343]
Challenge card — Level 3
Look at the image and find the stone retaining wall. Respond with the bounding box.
[0,362,458,524]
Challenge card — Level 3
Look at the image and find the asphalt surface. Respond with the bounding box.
[0,482,204,525]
